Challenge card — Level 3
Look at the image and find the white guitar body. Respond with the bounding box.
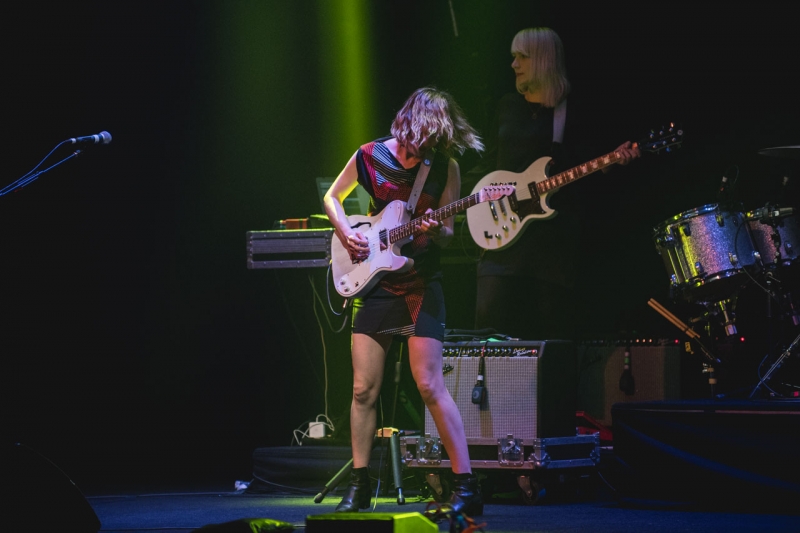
[330,200,414,297]
[467,156,556,251]
[330,184,515,297]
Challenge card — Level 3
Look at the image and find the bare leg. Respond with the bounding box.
[407,336,472,474]
[349,332,391,468]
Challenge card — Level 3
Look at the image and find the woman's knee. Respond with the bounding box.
[352,382,380,406]
[415,378,443,405]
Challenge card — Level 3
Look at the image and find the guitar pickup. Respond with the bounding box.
[488,201,498,221]
[497,198,508,217]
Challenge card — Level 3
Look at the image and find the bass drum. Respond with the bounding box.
[654,204,758,302]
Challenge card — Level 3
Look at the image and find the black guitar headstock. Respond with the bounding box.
[641,123,684,154]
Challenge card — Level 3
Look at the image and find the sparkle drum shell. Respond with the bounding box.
[654,204,758,301]
[745,212,799,268]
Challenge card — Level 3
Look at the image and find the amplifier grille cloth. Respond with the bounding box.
[424,356,539,440]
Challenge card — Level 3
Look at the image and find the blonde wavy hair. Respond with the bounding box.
[512,27,570,108]
[390,87,484,158]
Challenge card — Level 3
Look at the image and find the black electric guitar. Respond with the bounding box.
[466,124,683,250]
[331,185,515,297]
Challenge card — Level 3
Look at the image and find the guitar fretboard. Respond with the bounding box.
[390,192,482,243]
[536,151,622,193]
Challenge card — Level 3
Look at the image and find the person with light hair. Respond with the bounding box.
[474,27,640,341]
[324,87,485,516]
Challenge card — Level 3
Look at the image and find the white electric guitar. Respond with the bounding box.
[331,185,515,297]
[467,124,683,250]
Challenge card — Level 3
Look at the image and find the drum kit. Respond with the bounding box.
[652,145,799,397]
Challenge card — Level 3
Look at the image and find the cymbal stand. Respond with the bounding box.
[748,330,800,399]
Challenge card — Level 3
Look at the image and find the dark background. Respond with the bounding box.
[2,1,799,490]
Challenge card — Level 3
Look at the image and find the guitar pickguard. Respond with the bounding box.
[526,181,546,216]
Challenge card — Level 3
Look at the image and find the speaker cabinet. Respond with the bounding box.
[576,344,681,426]
[424,340,577,444]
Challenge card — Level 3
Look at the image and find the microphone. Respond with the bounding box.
[68,131,112,145]
[471,355,487,405]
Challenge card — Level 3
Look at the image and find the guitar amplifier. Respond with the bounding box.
[246,229,333,269]
[424,340,577,445]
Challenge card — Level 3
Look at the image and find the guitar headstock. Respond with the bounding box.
[478,184,515,202]
[640,123,683,154]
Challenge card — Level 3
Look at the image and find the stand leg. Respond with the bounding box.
[390,431,406,504]
[702,363,717,398]
[314,458,353,504]
[749,332,800,399]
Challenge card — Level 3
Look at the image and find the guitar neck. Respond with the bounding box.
[537,150,622,194]
[390,192,482,243]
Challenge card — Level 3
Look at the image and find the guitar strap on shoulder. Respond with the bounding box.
[406,149,435,214]
[553,98,567,143]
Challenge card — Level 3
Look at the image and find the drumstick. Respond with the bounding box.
[646,298,686,330]
[647,298,721,363]
[647,298,697,337]
[647,298,700,339]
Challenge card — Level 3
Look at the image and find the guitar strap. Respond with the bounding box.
[553,98,567,143]
[406,149,435,214]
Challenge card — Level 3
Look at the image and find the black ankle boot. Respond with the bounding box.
[448,473,483,516]
[335,467,371,512]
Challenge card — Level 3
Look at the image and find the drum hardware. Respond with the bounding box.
[709,297,738,336]
[647,298,721,397]
[783,291,800,326]
[685,294,741,338]
[701,363,717,397]
[746,205,798,269]
[762,274,800,328]
[748,330,800,399]
[646,299,720,364]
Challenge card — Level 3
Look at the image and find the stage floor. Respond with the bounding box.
[12,398,800,532]
[85,481,800,533]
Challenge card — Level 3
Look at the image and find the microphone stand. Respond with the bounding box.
[0,141,81,196]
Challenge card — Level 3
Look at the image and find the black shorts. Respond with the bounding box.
[352,281,446,341]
